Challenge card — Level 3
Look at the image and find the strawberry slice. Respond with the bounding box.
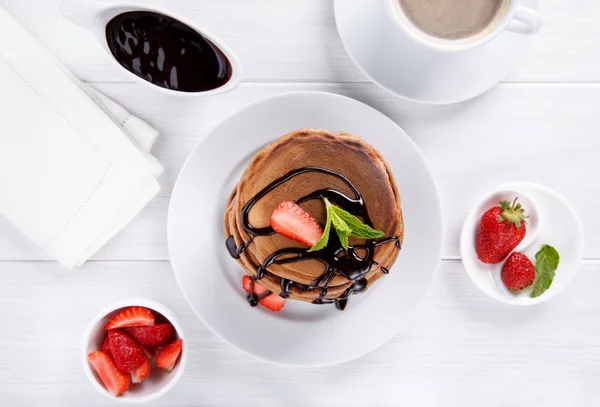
[108,330,148,373]
[270,201,323,247]
[130,359,150,384]
[140,344,156,361]
[242,275,269,297]
[242,275,286,312]
[100,335,112,356]
[108,334,154,360]
[104,306,155,330]
[88,351,130,397]
[156,339,183,373]
[126,324,174,347]
[259,293,286,312]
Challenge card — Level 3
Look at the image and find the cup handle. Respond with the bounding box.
[506,6,542,35]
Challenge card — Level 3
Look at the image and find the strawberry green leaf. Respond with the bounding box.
[499,197,528,229]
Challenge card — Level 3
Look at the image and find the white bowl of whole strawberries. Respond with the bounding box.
[461,183,584,305]
[82,299,186,402]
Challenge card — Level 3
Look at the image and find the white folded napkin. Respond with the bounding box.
[0,7,163,268]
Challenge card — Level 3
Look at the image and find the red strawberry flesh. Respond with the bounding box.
[270,201,323,247]
[88,351,130,397]
[242,275,269,297]
[108,329,148,373]
[130,359,150,384]
[242,275,286,312]
[140,344,156,361]
[501,252,536,291]
[100,335,112,356]
[126,324,174,347]
[259,293,286,312]
[156,338,183,372]
[104,306,155,330]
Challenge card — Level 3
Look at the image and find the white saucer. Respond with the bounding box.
[460,183,584,305]
[334,0,537,104]
[168,91,443,366]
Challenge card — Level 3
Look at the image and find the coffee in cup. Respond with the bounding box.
[397,0,510,40]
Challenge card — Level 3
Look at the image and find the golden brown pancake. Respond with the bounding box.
[224,129,403,304]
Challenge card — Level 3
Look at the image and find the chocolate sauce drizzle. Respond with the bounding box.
[226,167,401,310]
[246,278,271,307]
[226,236,253,260]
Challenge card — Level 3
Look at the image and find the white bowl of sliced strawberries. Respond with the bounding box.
[82,299,186,402]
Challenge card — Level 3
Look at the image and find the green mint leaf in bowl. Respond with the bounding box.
[309,198,385,252]
[530,244,560,298]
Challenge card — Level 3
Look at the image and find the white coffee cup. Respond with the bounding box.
[61,0,243,96]
[384,0,542,53]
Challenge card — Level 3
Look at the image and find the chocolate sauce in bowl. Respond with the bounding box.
[106,11,232,92]
[227,167,401,310]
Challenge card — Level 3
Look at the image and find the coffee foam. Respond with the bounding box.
[397,0,509,41]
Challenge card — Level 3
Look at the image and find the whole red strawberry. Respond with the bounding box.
[476,198,527,264]
[501,252,536,290]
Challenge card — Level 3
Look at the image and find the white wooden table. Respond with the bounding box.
[1,1,599,406]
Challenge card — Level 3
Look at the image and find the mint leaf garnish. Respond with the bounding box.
[330,207,351,249]
[308,212,331,252]
[530,244,560,298]
[336,229,350,251]
[330,209,351,234]
[309,198,385,251]
[334,209,385,240]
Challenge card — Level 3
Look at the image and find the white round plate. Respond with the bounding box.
[460,183,584,305]
[334,0,537,104]
[168,91,442,366]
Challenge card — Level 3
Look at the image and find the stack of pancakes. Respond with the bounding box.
[224,129,404,303]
